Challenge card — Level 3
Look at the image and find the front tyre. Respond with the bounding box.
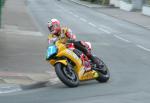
[55,63,79,87]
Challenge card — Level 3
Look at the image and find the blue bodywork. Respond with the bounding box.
[46,45,57,59]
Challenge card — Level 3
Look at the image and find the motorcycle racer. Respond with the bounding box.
[47,18,104,73]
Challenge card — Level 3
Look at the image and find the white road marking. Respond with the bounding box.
[99,24,111,29]
[2,29,43,36]
[99,24,119,33]
[98,27,111,34]
[99,24,122,34]
[56,4,67,12]
[49,78,61,85]
[2,25,44,36]
[0,85,22,94]
[114,35,131,43]
[88,22,96,27]
[69,11,73,14]
[136,45,150,52]
[0,71,24,76]
[0,88,22,94]
[4,25,18,30]
[144,25,150,29]
[58,6,64,10]
[73,14,79,18]
[79,18,87,22]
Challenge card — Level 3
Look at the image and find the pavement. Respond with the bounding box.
[0,0,59,93]
[70,0,150,30]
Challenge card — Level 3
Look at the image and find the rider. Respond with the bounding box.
[47,18,104,72]
[47,19,75,44]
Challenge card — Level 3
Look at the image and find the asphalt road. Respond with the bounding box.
[1,0,150,103]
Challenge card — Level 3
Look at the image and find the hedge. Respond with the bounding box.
[80,0,109,5]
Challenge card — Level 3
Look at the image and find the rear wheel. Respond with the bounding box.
[94,57,110,83]
[55,63,79,87]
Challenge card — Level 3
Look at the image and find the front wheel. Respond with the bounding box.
[55,63,79,87]
[95,57,110,83]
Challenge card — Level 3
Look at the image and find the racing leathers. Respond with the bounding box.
[48,27,103,71]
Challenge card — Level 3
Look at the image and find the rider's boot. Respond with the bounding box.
[87,53,105,74]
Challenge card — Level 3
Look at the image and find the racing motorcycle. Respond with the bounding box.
[46,39,110,87]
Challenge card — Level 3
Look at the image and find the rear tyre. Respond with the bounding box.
[95,57,110,83]
[55,63,79,87]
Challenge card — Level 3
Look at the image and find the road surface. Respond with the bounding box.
[0,0,150,103]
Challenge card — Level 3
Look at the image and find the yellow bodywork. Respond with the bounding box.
[48,40,99,81]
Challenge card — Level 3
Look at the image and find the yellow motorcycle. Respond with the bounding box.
[46,40,110,87]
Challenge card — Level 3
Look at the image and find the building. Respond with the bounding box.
[110,0,120,7]
[109,0,150,16]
